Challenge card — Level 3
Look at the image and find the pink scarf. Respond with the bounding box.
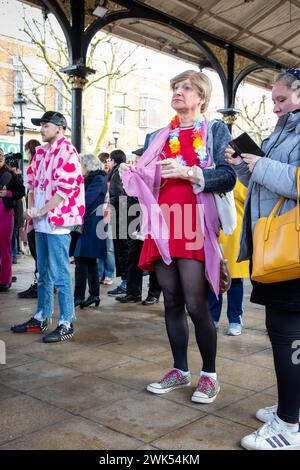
[122,123,221,296]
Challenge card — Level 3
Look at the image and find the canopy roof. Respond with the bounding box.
[19,0,300,89]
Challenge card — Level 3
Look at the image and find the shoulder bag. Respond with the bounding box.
[251,167,300,283]
[214,190,237,235]
[208,120,237,235]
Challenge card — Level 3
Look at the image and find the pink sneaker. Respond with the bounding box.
[191,375,220,404]
[103,277,113,285]
[147,368,191,394]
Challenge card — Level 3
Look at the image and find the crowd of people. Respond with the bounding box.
[1,67,300,450]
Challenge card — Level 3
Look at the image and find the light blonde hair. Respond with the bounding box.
[170,70,212,112]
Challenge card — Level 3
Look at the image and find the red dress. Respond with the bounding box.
[139,128,205,271]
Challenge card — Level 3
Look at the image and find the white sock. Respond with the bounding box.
[34,311,43,322]
[175,368,189,376]
[275,414,299,433]
[200,371,217,380]
[58,320,71,328]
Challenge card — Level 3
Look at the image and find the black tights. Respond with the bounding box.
[154,258,216,373]
[266,307,300,423]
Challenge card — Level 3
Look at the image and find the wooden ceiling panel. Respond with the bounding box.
[17,0,300,88]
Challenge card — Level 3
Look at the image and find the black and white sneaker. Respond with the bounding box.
[42,323,74,343]
[18,283,38,299]
[11,317,48,333]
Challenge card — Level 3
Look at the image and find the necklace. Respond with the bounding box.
[169,115,209,166]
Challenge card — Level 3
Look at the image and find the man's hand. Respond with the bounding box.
[24,208,32,220]
[26,207,44,219]
[156,158,187,179]
[118,163,131,177]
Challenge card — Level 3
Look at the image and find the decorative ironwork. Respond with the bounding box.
[203,42,227,76]
[67,75,89,89]
[57,0,71,19]
[222,114,239,125]
[234,55,254,80]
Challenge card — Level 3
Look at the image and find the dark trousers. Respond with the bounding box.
[266,306,300,423]
[74,257,99,300]
[127,238,161,298]
[113,237,129,281]
[28,229,38,279]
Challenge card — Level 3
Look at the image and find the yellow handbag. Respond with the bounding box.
[251,167,300,283]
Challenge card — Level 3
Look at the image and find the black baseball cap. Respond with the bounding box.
[31,111,67,129]
[132,148,143,156]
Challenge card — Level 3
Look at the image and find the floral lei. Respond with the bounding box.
[169,114,209,166]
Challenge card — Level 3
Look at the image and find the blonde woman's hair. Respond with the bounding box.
[79,153,103,173]
[170,70,212,112]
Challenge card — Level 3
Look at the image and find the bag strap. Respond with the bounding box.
[264,167,300,241]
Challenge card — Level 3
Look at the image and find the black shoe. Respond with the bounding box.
[12,258,17,264]
[80,296,100,308]
[0,284,11,292]
[43,323,74,343]
[11,317,48,333]
[12,276,17,283]
[107,286,126,296]
[116,294,141,303]
[142,295,159,305]
[74,298,84,308]
[18,283,38,299]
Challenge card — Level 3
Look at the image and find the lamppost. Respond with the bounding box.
[110,130,120,148]
[12,90,27,175]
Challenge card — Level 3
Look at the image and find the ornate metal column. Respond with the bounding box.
[41,0,95,152]
[60,67,94,152]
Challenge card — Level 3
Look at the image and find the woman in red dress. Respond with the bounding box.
[121,70,235,404]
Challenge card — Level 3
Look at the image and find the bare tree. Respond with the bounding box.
[234,95,274,144]
[9,10,146,151]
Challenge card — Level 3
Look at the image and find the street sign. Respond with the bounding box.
[0,137,20,154]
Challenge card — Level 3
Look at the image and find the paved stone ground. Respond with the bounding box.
[0,255,276,450]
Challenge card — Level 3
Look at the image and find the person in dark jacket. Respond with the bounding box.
[71,153,107,308]
[0,148,25,291]
[18,139,41,299]
[106,149,129,296]
[115,148,161,304]
[226,68,300,450]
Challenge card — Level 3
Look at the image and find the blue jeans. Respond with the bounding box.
[35,232,74,323]
[98,224,115,279]
[11,223,18,259]
[208,278,244,324]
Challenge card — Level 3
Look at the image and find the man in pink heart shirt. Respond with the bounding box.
[11,111,85,343]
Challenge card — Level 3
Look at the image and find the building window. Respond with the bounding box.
[139,96,161,128]
[91,87,106,122]
[114,91,125,126]
[56,80,71,114]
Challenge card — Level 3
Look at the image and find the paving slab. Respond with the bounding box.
[0,256,276,450]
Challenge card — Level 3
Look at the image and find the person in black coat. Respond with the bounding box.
[107,149,129,296]
[71,153,107,308]
[0,149,25,291]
